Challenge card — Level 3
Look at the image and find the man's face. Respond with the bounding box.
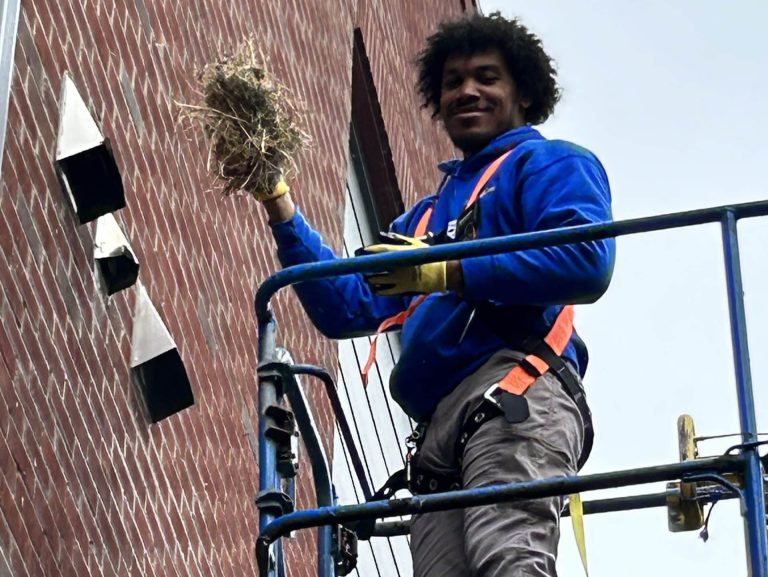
[439,50,529,156]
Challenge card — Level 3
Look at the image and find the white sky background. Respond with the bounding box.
[478,1,768,576]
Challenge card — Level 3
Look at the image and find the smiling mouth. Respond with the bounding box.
[451,106,491,117]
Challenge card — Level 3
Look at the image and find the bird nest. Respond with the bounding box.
[178,41,310,198]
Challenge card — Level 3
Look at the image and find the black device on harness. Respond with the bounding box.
[407,339,594,497]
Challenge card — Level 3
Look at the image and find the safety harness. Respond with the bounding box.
[361,307,594,505]
[358,146,594,499]
[361,149,515,386]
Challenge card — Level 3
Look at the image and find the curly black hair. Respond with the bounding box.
[415,12,560,125]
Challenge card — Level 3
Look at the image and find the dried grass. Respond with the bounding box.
[178,41,310,198]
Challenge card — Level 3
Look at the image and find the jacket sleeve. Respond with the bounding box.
[461,153,616,306]
[270,208,409,338]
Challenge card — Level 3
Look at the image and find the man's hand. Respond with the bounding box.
[360,233,449,295]
[260,174,297,224]
[254,173,290,202]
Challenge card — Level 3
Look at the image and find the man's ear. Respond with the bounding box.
[521,97,532,110]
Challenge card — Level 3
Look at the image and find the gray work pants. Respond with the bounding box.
[410,349,586,577]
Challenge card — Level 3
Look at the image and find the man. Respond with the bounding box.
[262,12,614,577]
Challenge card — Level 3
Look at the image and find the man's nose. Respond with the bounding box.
[457,78,481,99]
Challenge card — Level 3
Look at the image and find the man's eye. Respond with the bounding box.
[479,75,499,85]
[443,77,462,90]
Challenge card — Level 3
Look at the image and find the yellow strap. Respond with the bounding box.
[570,493,589,577]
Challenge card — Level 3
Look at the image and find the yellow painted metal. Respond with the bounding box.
[667,414,705,532]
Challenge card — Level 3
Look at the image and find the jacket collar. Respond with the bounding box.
[438,126,544,177]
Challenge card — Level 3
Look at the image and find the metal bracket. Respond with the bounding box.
[278,430,300,478]
[264,404,300,477]
[333,525,358,576]
[258,365,286,398]
[668,414,705,532]
[666,480,704,532]
[255,490,295,518]
[666,415,753,533]
[263,404,295,446]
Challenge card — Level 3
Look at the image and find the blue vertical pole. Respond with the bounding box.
[282,368,336,577]
[721,211,768,577]
[258,311,281,577]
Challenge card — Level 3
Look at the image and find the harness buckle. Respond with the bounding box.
[404,422,428,488]
[406,422,427,449]
[483,383,530,424]
[483,383,503,409]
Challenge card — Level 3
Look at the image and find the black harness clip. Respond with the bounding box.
[484,384,530,424]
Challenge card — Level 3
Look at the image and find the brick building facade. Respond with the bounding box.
[0,0,478,575]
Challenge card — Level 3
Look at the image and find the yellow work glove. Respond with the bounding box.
[360,233,447,296]
[254,173,290,202]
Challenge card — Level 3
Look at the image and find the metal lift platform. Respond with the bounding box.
[254,200,768,577]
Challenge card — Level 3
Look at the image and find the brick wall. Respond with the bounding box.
[0,0,464,575]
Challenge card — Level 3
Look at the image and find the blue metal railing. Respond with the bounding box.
[255,199,768,577]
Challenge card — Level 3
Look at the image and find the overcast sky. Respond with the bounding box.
[479,1,768,575]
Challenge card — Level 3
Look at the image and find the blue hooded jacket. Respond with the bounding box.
[271,126,615,421]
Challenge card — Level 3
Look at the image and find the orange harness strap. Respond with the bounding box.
[361,149,515,387]
[412,150,513,238]
[361,295,427,386]
[496,305,575,394]
[413,207,432,238]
